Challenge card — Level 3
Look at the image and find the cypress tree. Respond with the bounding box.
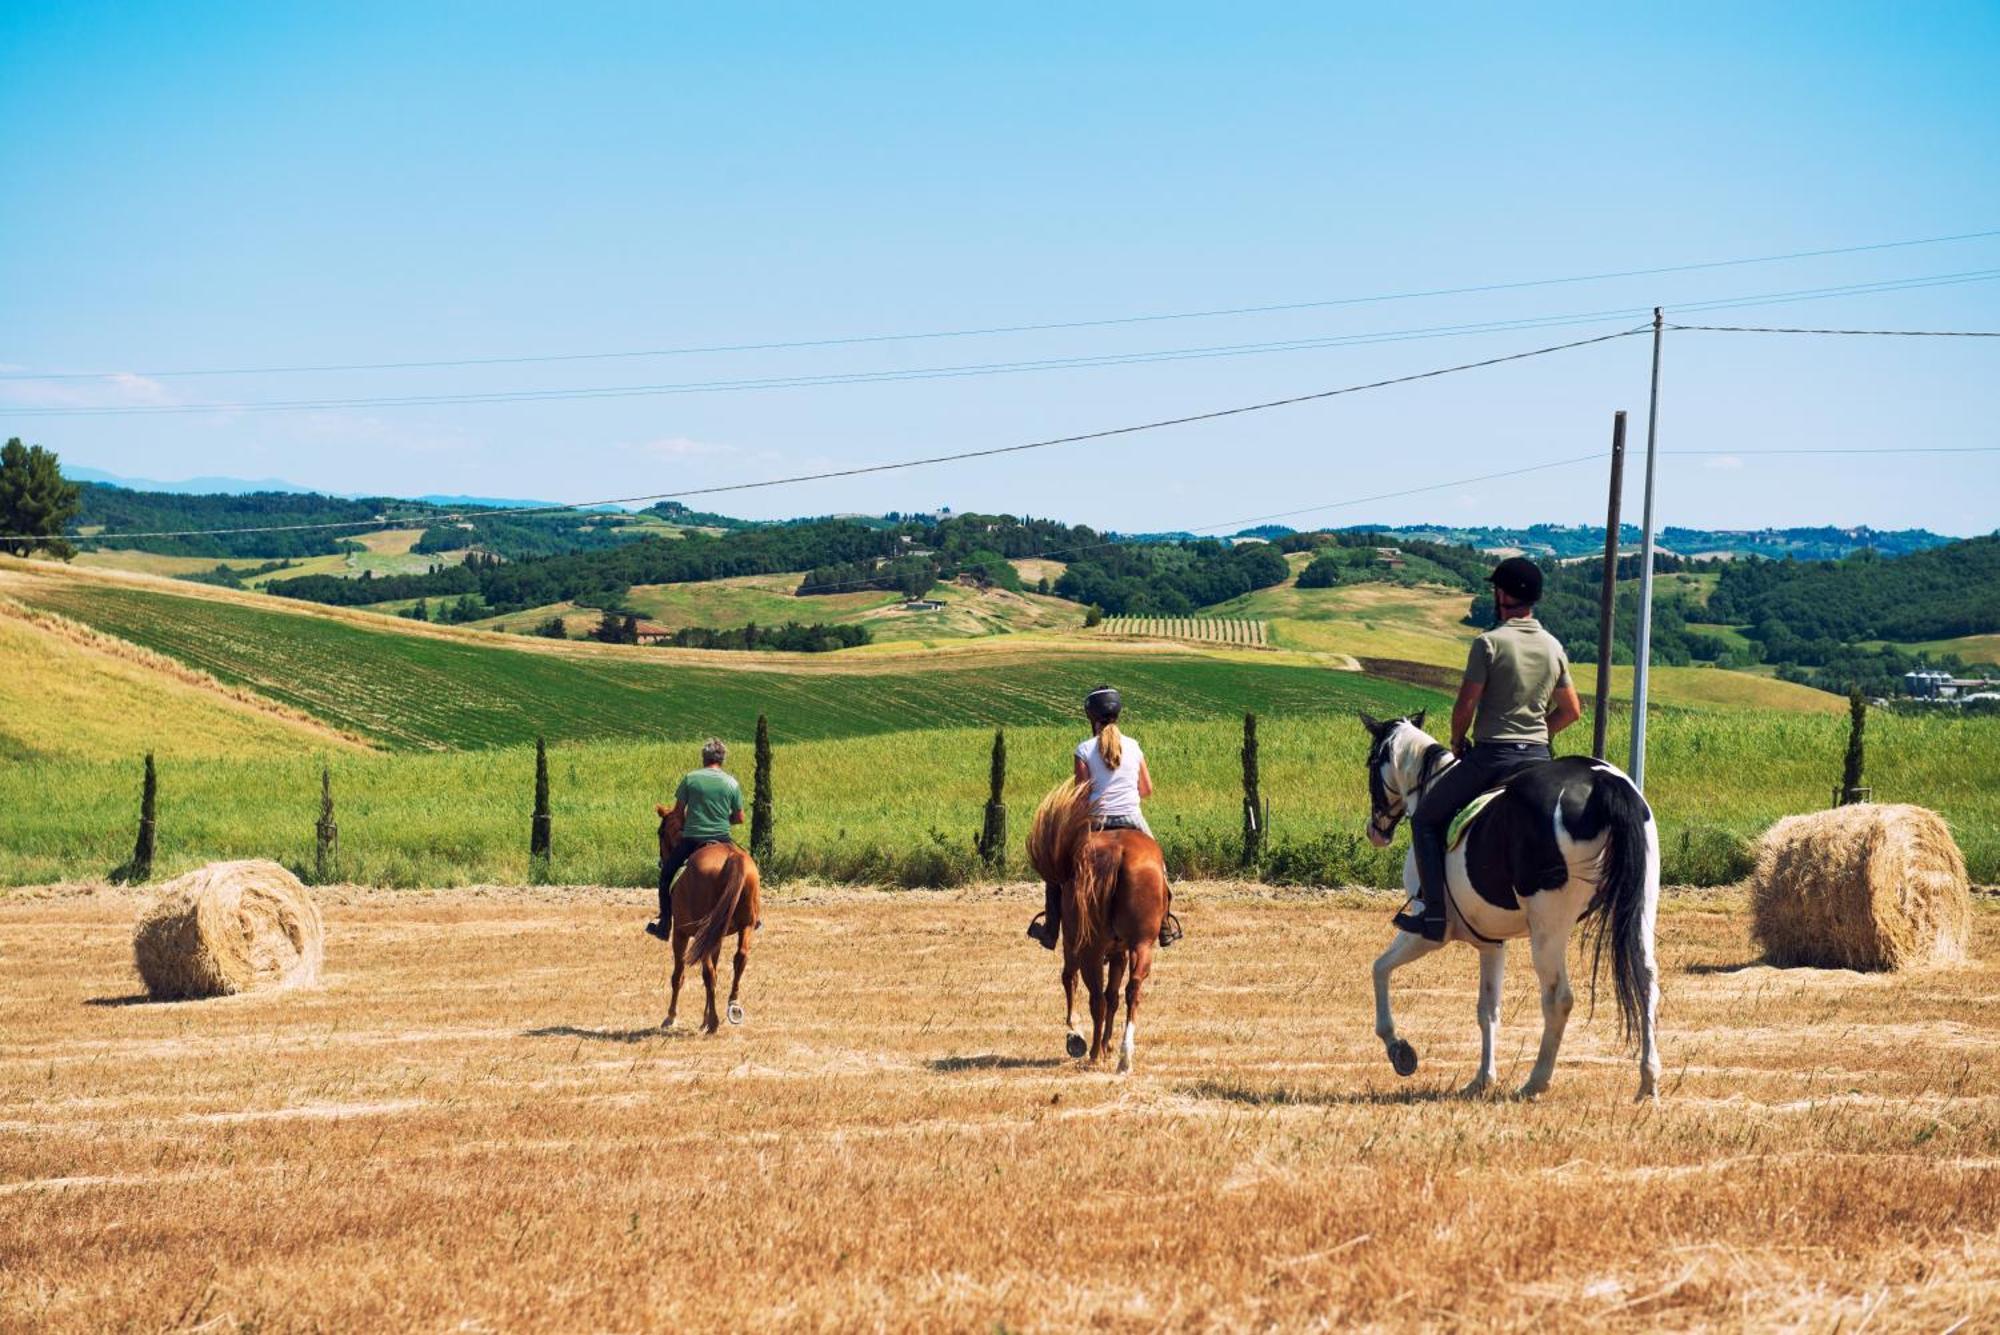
[1240,713,1262,867]
[129,752,157,883]
[315,763,339,884]
[978,727,1008,868]
[1839,689,1868,806]
[751,715,775,862]
[530,736,552,879]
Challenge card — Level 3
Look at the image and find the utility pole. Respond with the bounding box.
[1592,410,1627,760]
[1629,309,1665,788]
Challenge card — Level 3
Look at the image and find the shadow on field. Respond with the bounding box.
[1682,960,1764,975]
[927,1054,1066,1072]
[1179,1078,1457,1107]
[85,994,165,1008]
[524,1025,676,1044]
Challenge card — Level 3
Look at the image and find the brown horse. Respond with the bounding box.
[1026,780,1171,1073]
[655,805,762,1033]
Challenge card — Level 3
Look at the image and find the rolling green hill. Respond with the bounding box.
[0,564,1431,750]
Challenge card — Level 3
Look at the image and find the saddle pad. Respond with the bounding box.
[1446,787,1507,852]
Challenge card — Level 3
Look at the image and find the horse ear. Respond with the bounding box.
[1408,710,1426,732]
[1358,711,1384,736]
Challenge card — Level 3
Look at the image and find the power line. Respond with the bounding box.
[13,267,1999,420]
[12,326,1644,542]
[8,227,1996,383]
[1666,445,2000,455]
[1667,323,2000,337]
[0,310,1656,418]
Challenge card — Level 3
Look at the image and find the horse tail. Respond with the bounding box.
[1027,779,1101,948]
[689,849,750,963]
[1581,772,1660,1047]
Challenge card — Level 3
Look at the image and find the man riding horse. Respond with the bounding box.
[1394,556,1583,941]
[645,737,745,942]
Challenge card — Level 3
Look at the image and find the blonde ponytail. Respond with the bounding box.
[1098,722,1124,770]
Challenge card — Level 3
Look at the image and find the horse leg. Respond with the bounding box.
[1061,955,1087,1059]
[1372,929,1443,1077]
[1084,955,1108,1063]
[1102,949,1126,1067]
[726,927,749,1026]
[1635,835,1663,1102]
[1464,942,1505,1095]
[1117,940,1154,1074]
[1519,912,1576,1098]
[664,932,688,1028]
[700,949,720,1035]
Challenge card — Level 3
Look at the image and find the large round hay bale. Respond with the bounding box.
[133,860,325,999]
[1749,804,1971,971]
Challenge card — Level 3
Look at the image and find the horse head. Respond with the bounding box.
[655,803,685,859]
[1356,711,1435,847]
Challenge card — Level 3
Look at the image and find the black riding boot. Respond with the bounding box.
[645,866,673,941]
[1392,821,1450,942]
[1027,881,1060,949]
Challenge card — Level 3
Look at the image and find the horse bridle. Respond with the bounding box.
[1368,737,1453,839]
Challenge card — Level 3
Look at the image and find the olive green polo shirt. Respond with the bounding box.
[1465,616,1572,744]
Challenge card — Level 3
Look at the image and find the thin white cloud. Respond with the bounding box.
[1702,455,1745,471]
[0,372,176,410]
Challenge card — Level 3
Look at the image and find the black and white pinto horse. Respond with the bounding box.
[1360,712,1662,1100]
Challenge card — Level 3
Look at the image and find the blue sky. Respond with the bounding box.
[3,3,1996,534]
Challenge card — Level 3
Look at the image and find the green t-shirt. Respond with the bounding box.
[1465,616,1572,745]
[675,767,743,841]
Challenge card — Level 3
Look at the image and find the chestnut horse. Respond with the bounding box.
[655,804,762,1033]
[1026,780,1171,1072]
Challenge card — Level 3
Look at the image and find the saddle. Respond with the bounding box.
[1445,787,1506,852]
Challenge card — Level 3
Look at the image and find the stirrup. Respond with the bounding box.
[1157,912,1183,948]
[1391,899,1445,942]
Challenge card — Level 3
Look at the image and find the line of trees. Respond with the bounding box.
[661,622,872,652]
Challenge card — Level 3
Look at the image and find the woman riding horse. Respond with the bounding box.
[1027,685,1180,950]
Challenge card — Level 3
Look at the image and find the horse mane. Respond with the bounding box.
[1026,779,1110,950]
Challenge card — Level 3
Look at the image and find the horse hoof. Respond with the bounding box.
[1066,1033,1087,1059]
[726,1002,744,1026]
[1387,1038,1419,1078]
[661,1016,676,1030]
[1459,1077,1492,1098]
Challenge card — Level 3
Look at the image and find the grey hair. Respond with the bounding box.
[701,737,728,766]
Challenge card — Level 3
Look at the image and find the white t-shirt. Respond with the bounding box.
[1076,733,1145,820]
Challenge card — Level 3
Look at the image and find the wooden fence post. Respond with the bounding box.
[1240,713,1262,868]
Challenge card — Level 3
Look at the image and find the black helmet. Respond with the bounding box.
[1084,685,1122,722]
[1488,556,1544,604]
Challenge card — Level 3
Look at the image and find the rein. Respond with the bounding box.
[1371,740,1454,837]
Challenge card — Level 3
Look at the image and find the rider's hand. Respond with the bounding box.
[1451,737,1470,759]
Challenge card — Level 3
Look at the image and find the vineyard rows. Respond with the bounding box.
[1099,616,1267,646]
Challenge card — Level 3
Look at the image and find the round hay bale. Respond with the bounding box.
[133,860,325,1000]
[1749,804,1971,971]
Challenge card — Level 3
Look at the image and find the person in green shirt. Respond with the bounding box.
[645,737,745,941]
[1393,556,1583,942]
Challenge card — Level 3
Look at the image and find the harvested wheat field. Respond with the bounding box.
[2,884,1996,1330]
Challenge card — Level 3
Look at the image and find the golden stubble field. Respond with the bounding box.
[2,884,1995,1331]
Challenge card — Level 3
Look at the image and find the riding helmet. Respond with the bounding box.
[1488,555,1544,604]
[1084,685,1122,722]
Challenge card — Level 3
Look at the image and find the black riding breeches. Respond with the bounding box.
[1411,742,1551,911]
